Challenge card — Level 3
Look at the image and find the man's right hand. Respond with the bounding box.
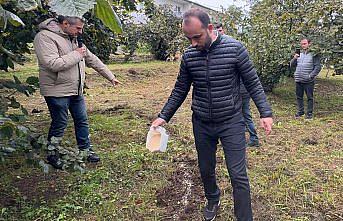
[75,47,86,57]
[151,117,166,128]
[294,54,300,59]
[260,117,273,136]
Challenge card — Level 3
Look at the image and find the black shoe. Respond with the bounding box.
[295,112,304,118]
[87,150,100,163]
[47,155,64,169]
[247,140,260,147]
[305,114,313,120]
[203,200,220,221]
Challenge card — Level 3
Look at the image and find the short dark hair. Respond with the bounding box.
[57,15,84,25]
[215,23,223,29]
[183,8,210,28]
[301,37,311,43]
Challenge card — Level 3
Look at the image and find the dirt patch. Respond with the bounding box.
[0,191,17,207]
[13,171,68,204]
[90,103,155,122]
[96,103,130,115]
[251,195,281,221]
[316,79,343,97]
[127,69,159,80]
[156,155,203,220]
[302,137,319,145]
[0,170,68,208]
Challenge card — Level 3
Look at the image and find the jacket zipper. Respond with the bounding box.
[77,62,81,95]
[206,53,212,119]
[70,38,82,95]
[74,39,82,96]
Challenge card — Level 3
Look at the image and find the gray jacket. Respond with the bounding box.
[290,52,321,83]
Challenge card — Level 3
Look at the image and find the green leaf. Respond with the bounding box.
[95,0,123,34]
[1,207,7,216]
[74,164,86,173]
[3,78,35,96]
[13,75,22,84]
[0,97,9,115]
[25,85,36,96]
[17,0,39,11]
[21,106,29,115]
[2,80,18,89]
[48,0,96,18]
[6,57,14,69]
[8,114,26,122]
[36,0,42,8]
[17,125,30,135]
[2,147,16,153]
[0,45,17,60]
[39,160,50,174]
[9,97,20,109]
[6,10,25,27]
[0,5,8,30]
[26,76,39,87]
[47,145,56,151]
[0,122,15,139]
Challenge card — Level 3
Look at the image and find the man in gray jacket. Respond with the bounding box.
[290,38,321,119]
[34,16,121,169]
[152,9,273,221]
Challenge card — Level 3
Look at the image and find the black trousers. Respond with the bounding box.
[296,82,314,115]
[192,114,253,221]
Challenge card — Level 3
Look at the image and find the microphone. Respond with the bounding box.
[77,36,83,48]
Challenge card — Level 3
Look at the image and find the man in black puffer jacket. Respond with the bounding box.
[152,9,273,221]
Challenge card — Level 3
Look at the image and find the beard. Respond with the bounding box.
[197,32,212,51]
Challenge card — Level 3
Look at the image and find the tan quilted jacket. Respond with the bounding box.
[34,18,115,97]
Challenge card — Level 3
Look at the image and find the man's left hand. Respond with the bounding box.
[260,117,273,136]
[111,78,121,86]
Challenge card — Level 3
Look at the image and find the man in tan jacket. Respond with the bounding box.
[34,16,120,169]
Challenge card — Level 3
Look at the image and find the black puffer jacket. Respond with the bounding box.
[159,34,272,122]
[240,80,250,99]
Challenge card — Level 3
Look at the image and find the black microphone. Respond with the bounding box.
[77,36,83,48]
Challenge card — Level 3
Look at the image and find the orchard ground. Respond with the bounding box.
[0,61,342,220]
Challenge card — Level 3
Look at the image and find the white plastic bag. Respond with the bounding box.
[146,126,169,152]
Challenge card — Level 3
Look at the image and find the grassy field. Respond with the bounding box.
[0,61,342,221]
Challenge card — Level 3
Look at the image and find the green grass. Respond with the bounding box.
[1,110,174,220]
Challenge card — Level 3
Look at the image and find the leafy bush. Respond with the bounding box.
[0,1,49,71]
[83,12,119,63]
[119,4,188,61]
[119,22,146,61]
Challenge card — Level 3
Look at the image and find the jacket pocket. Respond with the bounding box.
[55,71,71,84]
[212,95,234,109]
[39,71,57,86]
[55,66,79,85]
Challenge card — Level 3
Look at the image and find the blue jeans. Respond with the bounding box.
[45,95,90,150]
[242,97,258,143]
[192,114,253,221]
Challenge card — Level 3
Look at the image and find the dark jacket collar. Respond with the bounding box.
[210,33,222,49]
[205,34,222,53]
